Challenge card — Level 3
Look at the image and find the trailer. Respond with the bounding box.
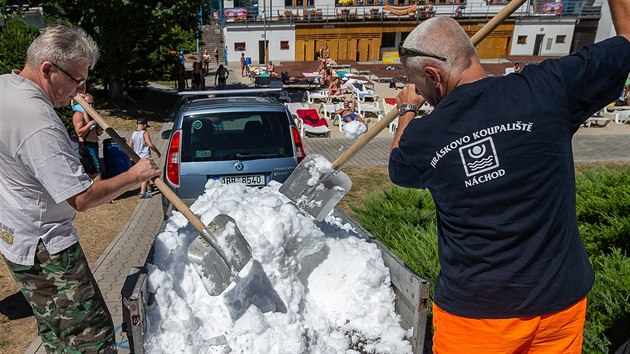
[121,208,431,353]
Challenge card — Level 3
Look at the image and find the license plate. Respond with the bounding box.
[219,175,265,186]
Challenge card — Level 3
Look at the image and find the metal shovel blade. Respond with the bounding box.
[188,214,252,296]
[279,154,353,221]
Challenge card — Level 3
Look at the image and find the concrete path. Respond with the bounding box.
[26,64,629,353]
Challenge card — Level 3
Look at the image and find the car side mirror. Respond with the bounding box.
[161,130,172,140]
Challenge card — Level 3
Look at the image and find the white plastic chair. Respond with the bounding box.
[357,100,383,119]
[381,99,398,134]
[305,89,329,104]
[284,102,309,117]
[320,102,344,120]
[613,109,630,124]
[350,83,377,102]
[295,108,331,138]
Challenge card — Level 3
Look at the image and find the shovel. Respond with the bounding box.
[74,95,252,296]
[279,0,527,221]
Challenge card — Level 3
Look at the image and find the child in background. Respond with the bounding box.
[129,118,161,199]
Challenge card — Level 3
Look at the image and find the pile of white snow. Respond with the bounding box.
[144,180,412,354]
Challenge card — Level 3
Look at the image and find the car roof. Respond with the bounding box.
[183,96,287,114]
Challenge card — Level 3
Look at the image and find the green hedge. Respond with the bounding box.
[353,167,630,353]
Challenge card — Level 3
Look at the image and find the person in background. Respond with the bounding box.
[390,12,629,353]
[336,99,367,124]
[0,24,161,353]
[202,49,211,74]
[240,53,247,77]
[214,46,220,66]
[328,77,342,96]
[319,42,330,60]
[175,62,186,92]
[215,64,229,89]
[267,60,279,78]
[129,118,161,199]
[72,92,103,180]
[191,61,204,90]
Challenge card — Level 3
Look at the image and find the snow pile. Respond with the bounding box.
[143,180,412,354]
[342,120,367,140]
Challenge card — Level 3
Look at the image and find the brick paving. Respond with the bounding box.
[26,64,629,353]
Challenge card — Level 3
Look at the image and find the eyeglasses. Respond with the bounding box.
[50,62,87,86]
[398,42,447,62]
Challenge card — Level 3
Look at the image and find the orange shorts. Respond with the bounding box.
[432,297,587,354]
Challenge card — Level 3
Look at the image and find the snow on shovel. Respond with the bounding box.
[74,95,252,296]
[280,0,527,221]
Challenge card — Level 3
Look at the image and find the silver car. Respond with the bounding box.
[161,95,306,216]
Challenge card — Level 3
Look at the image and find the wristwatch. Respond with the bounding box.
[398,104,419,117]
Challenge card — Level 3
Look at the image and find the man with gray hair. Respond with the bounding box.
[389,4,629,353]
[0,25,161,353]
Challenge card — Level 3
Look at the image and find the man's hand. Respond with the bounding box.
[396,84,425,109]
[391,84,427,151]
[68,158,161,212]
[129,158,161,183]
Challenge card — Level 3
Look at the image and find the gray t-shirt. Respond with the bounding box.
[0,71,93,265]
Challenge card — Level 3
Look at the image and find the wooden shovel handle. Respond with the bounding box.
[74,95,208,233]
[332,109,398,169]
[331,0,527,171]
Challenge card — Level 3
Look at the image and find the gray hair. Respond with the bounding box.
[26,24,99,69]
[402,17,477,75]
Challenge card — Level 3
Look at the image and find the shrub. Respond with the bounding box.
[353,187,440,291]
[576,168,630,255]
[584,248,630,353]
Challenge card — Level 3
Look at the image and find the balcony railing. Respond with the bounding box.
[222,0,601,24]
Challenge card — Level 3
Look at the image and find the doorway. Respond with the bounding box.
[258,40,269,64]
[533,34,544,55]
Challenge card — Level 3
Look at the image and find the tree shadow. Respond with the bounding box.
[0,291,33,320]
[93,87,179,122]
[114,188,144,201]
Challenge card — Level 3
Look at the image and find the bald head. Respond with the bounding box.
[402,17,478,75]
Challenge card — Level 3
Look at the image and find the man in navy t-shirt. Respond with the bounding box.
[389,14,630,353]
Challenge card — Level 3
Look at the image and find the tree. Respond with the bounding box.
[42,0,200,102]
[0,18,39,74]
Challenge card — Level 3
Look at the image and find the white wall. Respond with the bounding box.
[225,24,295,64]
[510,18,576,55]
[595,0,616,43]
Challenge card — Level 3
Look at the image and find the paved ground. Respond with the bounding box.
[26,64,629,353]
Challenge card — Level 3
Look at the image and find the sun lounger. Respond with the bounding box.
[295,109,331,138]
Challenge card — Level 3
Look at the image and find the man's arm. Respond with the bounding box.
[67,158,160,211]
[391,84,426,151]
[610,0,630,40]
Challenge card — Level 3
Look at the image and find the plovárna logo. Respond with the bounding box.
[459,137,505,187]
[0,223,15,245]
[428,121,534,187]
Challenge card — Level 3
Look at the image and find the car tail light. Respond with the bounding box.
[165,130,181,187]
[291,126,305,163]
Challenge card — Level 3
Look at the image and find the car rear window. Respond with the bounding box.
[181,111,294,162]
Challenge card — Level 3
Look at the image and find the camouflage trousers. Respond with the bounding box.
[3,240,117,353]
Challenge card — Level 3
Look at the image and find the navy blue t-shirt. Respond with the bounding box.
[389,36,630,318]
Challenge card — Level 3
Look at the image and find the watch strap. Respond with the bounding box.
[398,104,419,116]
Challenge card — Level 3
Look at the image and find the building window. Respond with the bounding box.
[382,32,396,48]
[235,42,246,51]
[285,0,314,6]
[556,35,566,44]
[546,38,553,50]
[280,41,290,50]
[517,35,527,45]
